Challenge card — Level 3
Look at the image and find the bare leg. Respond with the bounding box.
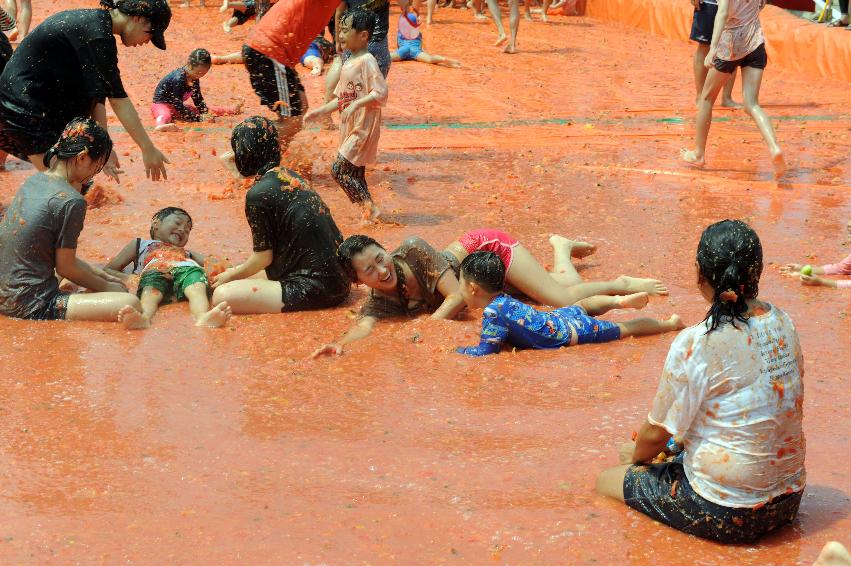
[504,0,520,53]
[184,281,232,327]
[211,51,244,65]
[65,292,146,329]
[211,280,285,314]
[549,234,596,287]
[681,67,729,166]
[222,16,237,33]
[617,314,684,338]
[524,0,533,20]
[391,51,402,62]
[541,0,551,21]
[426,0,437,22]
[485,0,507,45]
[17,0,30,38]
[575,292,649,315]
[693,43,710,106]
[414,52,462,68]
[814,543,851,566]
[139,286,164,324]
[596,464,631,501]
[720,68,740,107]
[740,65,785,178]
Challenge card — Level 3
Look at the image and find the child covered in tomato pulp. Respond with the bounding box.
[105,207,232,328]
[303,8,388,222]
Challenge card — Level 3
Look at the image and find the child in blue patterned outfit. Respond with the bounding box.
[456,252,684,357]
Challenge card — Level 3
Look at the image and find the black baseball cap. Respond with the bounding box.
[112,0,172,50]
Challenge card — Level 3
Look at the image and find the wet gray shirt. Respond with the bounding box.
[0,173,86,319]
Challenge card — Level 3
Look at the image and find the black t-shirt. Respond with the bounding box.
[348,0,390,44]
[0,9,127,136]
[245,169,349,290]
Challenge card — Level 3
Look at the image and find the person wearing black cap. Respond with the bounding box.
[0,0,172,182]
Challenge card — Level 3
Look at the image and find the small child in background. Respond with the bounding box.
[456,251,683,356]
[104,207,232,328]
[300,35,335,76]
[392,9,461,68]
[220,0,256,33]
[152,48,243,132]
[781,218,851,289]
[303,8,387,223]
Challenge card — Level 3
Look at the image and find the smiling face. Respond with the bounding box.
[152,212,192,247]
[121,15,153,47]
[350,244,397,292]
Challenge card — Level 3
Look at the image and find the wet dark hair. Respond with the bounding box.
[460,251,505,293]
[43,117,113,172]
[188,48,211,68]
[337,235,383,282]
[697,219,763,333]
[341,8,376,40]
[150,206,192,239]
[230,116,280,178]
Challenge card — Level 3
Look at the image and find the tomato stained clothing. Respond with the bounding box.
[648,304,806,508]
[456,296,621,357]
[359,238,455,320]
[334,53,388,167]
[244,168,349,296]
[0,9,127,156]
[0,173,86,320]
[715,0,765,61]
[245,0,339,67]
[134,240,198,274]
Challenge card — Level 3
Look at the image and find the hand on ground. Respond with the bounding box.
[311,343,344,358]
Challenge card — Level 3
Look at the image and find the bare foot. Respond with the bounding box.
[680,148,705,167]
[494,34,508,47]
[503,43,518,54]
[771,150,786,179]
[196,301,232,328]
[222,21,232,33]
[668,314,685,330]
[619,275,669,296]
[814,542,851,566]
[549,234,597,259]
[219,0,229,12]
[155,123,180,132]
[118,306,150,330]
[720,98,743,108]
[616,292,650,310]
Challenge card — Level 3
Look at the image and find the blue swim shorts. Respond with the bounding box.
[554,305,621,345]
[396,38,423,61]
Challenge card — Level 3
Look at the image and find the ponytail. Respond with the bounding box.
[696,220,763,333]
[43,117,113,170]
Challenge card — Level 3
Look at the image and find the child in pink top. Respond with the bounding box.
[782,218,851,289]
[303,8,388,222]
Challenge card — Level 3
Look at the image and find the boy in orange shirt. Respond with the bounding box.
[304,8,388,223]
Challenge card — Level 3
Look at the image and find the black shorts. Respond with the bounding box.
[242,45,305,117]
[279,275,350,312]
[623,454,802,544]
[27,292,71,321]
[689,2,717,44]
[232,2,256,26]
[714,43,768,73]
[0,117,59,162]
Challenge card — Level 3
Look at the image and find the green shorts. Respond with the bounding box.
[138,265,208,302]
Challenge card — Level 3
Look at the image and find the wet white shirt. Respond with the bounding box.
[648,304,806,508]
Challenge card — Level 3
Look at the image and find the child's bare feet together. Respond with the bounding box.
[618,275,669,296]
[494,34,507,46]
[196,301,232,328]
[118,306,150,330]
[549,234,597,258]
[616,292,650,310]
